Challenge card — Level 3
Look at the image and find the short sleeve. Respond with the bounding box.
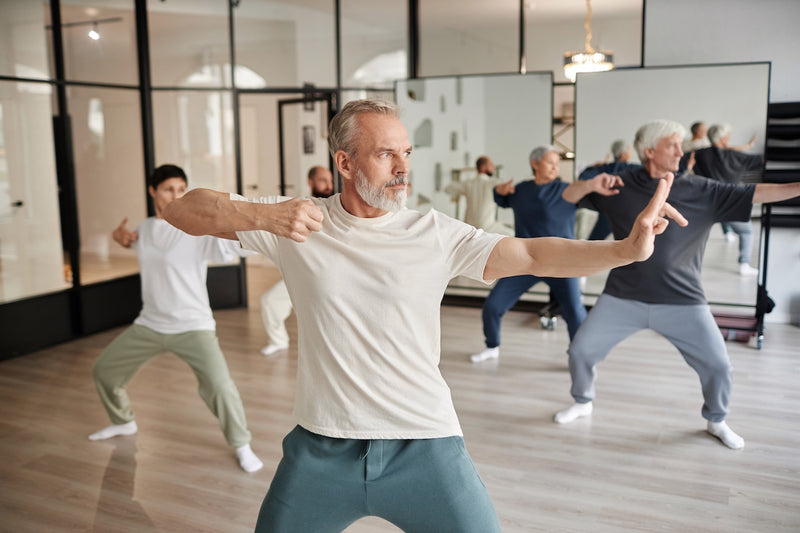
[435,211,505,283]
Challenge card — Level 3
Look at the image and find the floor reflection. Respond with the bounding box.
[93,438,156,533]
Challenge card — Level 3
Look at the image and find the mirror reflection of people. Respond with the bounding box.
[444,155,514,236]
[682,121,711,153]
[260,165,334,356]
[88,164,264,473]
[578,139,643,241]
[555,120,800,450]
[470,145,624,363]
[163,99,686,532]
[685,124,764,276]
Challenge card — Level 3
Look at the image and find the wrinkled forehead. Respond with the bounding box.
[354,113,410,151]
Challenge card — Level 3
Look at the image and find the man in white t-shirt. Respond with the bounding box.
[163,100,686,532]
[682,121,712,153]
[259,165,334,356]
[88,164,263,473]
[445,155,514,235]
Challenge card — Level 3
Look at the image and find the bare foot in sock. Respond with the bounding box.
[88,421,138,441]
[554,402,593,424]
[707,421,744,449]
[236,444,264,473]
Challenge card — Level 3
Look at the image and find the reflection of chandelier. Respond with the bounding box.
[563,0,614,83]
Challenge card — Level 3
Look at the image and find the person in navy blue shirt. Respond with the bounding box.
[470,145,623,363]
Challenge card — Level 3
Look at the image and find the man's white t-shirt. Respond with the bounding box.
[234,193,504,440]
[133,217,243,334]
[682,137,711,153]
[445,173,504,231]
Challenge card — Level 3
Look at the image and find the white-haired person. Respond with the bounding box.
[469,145,624,364]
[687,123,764,276]
[163,100,686,532]
[554,119,800,450]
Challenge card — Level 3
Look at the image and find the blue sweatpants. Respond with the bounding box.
[482,274,587,346]
[255,426,501,532]
[567,294,733,422]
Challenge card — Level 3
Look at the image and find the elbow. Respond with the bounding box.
[161,201,180,226]
[162,196,204,236]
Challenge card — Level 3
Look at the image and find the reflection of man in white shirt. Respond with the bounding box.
[682,121,711,153]
[444,156,513,235]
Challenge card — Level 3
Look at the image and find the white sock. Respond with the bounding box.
[470,346,499,363]
[88,421,138,441]
[707,421,745,449]
[261,342,289,356]
[554,402,593,424]
[236,444,264,473]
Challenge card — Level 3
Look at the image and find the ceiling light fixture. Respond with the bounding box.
[563,0,613,83]
[45,17,122,41]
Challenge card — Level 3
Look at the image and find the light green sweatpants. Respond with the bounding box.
[92,324,252,448]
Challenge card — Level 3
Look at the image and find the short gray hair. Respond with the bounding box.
[529,144,560,164]
[707,123,732,145]
[610,139,629,160]
[328,99,400,158]
[633,120,686,162]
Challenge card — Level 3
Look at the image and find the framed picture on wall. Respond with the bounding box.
[302,125,315,154]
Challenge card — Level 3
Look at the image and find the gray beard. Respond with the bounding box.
[354,168,407,212]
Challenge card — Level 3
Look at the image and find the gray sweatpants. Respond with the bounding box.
[567,294,733,422]
[728,220,754,265]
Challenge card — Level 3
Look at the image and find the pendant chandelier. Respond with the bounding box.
[563,0,614,83]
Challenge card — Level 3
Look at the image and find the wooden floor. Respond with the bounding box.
[2,259,799,532]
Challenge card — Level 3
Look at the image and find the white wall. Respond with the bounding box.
[644,0,800,104]
[395,74,552,219]
[575,63,770,171]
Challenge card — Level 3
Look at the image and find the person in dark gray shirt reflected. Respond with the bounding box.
[554,119,800,450]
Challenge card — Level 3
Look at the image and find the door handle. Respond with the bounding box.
[11,200,23,207]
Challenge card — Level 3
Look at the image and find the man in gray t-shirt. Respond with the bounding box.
[554,119,800,451]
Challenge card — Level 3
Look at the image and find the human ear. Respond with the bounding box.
[335,151,353,181]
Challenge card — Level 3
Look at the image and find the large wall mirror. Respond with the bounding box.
[395,73,553,298]
[575,62,770,309]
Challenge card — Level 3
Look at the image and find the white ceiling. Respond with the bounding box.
[63,0,642,24]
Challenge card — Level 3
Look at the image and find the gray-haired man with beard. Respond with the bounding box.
[163,99,686,532]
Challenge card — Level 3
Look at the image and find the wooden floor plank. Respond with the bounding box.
[1,261,798,532]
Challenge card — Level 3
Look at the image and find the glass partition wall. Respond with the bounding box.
[0,0,418,358]
[1,0,646,358]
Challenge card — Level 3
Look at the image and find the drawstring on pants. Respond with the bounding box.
[359,440,372,460]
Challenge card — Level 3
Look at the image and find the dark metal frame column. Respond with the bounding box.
[50,0,83,334]
[135,0,156,215]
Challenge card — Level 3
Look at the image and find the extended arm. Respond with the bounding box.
[444,181,465,200]
[730,134,756,152]
[493,179,515,208]
[484,176,687,280]
[112,217,138,248]
[561,173,624,204]
[752,182,800,205]
[162,188,324,242]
